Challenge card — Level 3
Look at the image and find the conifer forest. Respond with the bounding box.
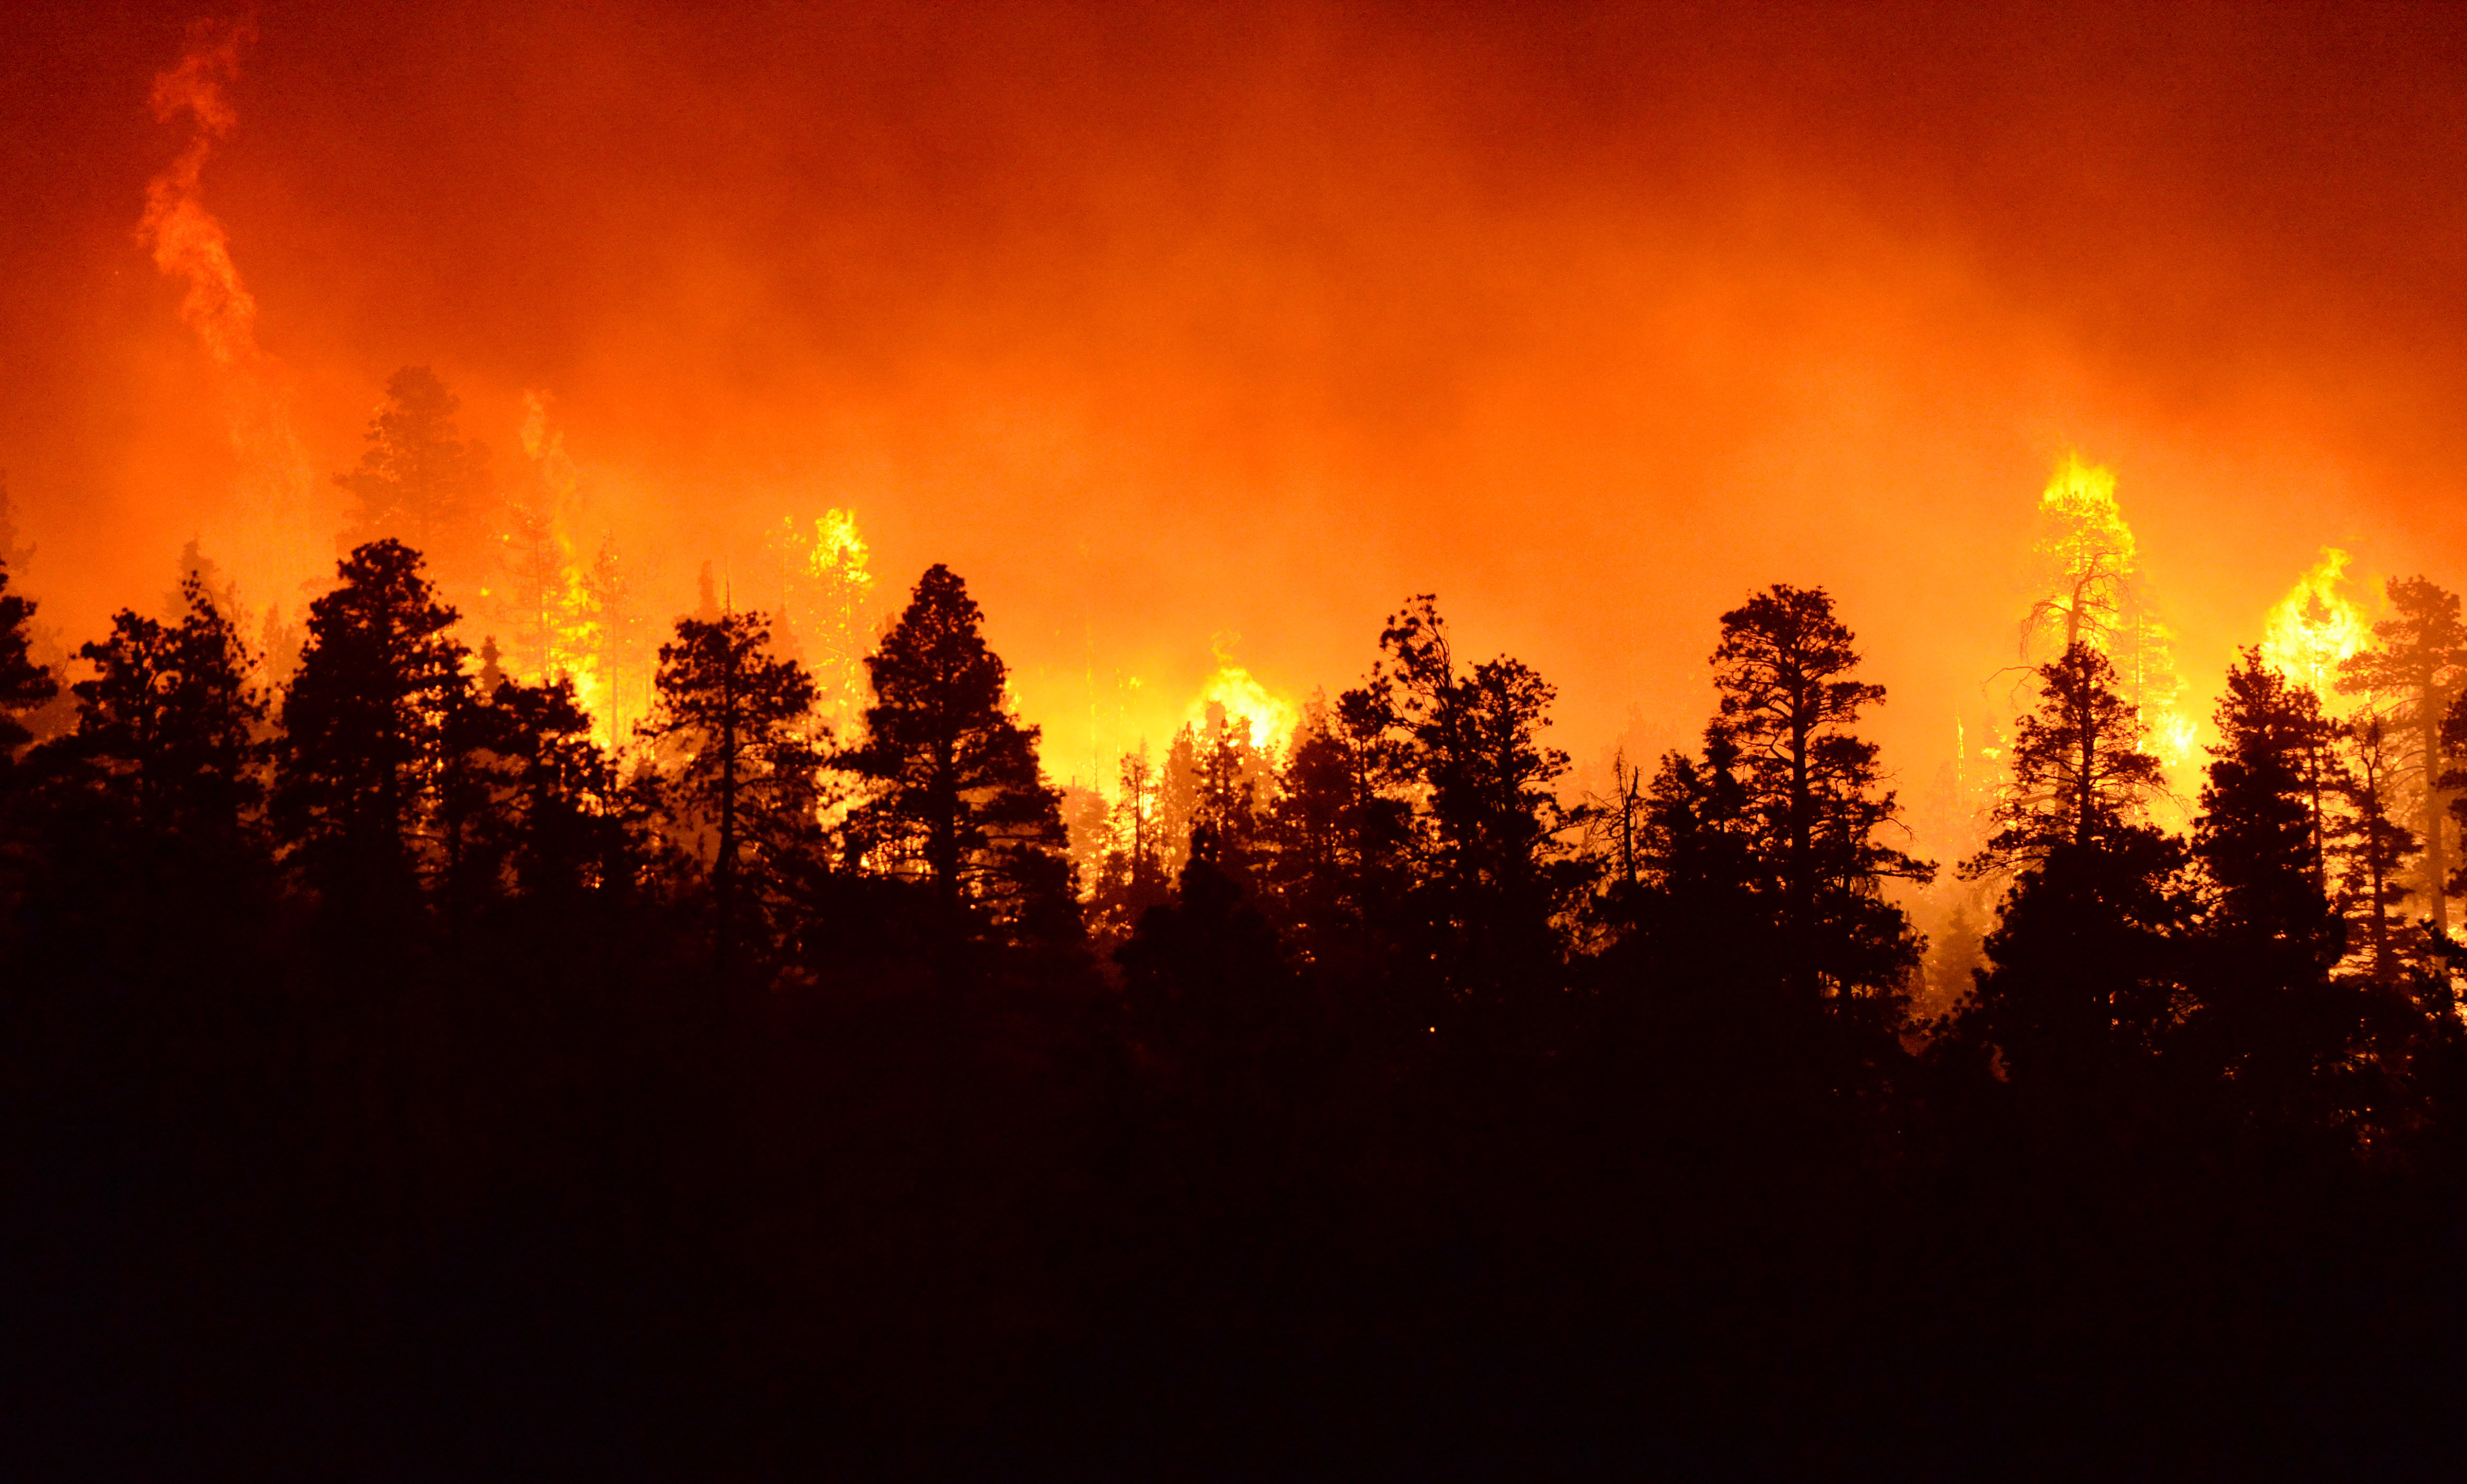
[14,4,2467,1476]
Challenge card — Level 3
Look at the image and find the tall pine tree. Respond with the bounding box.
[839,565,1065,930]
[273,539,469,914]
[642,609,823,976]
[1710,584,1931,1002]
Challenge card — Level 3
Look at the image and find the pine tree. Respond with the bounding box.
[272,539,469,908]
[335,367,494,584]
[0,557,58,764]
[2337,576,2466,936]
[839,565,1065,927]
[1970,642,2168,871]
[1086,741,1171,941]
[1338,596,1585,1001]
[1957,640,2191,1089]
[2195,652,2343,971]
[641,610,823,973]
[1709,584,1931,1000]
[65,575,264,838]
[444,675,634,908]
[2337,713,2419,986]
[1625,729,1765,991]
[2189,652,2354,1114]
[1191,703,1268,876]
[1258,697,1410,969]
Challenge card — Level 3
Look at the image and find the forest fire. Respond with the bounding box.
[2260,546,2373,702]
[1185,655,1296,757]
[14,3,2467,1474]
[2020,454,2196,772]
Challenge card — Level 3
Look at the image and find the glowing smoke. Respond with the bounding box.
[137,17,326,632]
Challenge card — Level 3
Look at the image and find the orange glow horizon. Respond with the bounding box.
[6,2,2464,845]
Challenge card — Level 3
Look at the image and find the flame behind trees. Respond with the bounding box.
[1187,651,1295,757]
[769,510,876,728]
[495,393,652,745]
[2261,547,2372,702]
[2021,456,2193,770]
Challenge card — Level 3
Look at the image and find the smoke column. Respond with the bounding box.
[136,16,326,620]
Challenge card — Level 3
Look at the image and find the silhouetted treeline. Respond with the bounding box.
[6,536,2467,1477]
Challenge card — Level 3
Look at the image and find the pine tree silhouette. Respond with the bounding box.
[272,539,468,917]
[1710,584,1930,1004]
[641,609,821,979]
[0,556,58,764]
[840,565,1064,930]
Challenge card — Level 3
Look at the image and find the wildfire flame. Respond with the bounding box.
[2025,454,2196,772]
[2259,546,2370,702]
[768,507,875,726]
[510,391,624,744]
[1186,663,1295,755]
[2034,455,2135,611]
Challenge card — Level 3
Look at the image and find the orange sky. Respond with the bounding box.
[6,1,2467,846]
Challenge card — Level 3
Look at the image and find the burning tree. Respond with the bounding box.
[489,392,639,744]
[2261,547,2372,701]
[2018,456,2192,771]
[769,509,876,729]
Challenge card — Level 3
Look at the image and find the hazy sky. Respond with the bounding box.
[8,1,2467,828]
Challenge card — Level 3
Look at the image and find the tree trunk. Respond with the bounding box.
[716,633,738,983]
[2422,696,2447,937]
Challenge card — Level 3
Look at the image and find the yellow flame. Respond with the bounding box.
[2035,453,2135,581]
[2026,454,2141,659]
[2259,546,2369,701]
[507,392,625,746]
[1186,664,1295,754]
[770,508,874,723]
[2027,454,2195,777]
[807,509,867,581]
[2150,710,2200,769]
